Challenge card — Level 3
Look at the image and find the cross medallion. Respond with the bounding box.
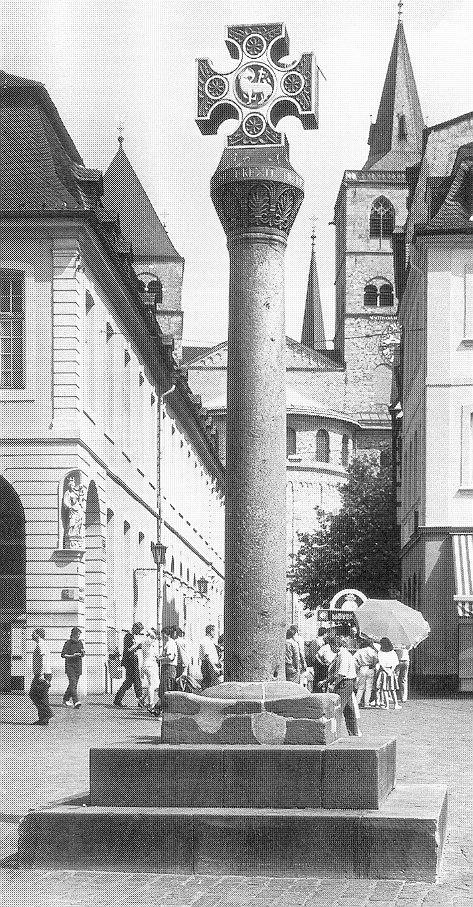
[196,23,318,146]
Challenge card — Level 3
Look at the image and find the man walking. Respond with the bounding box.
[199,624,221,689]
[114,622,145,708]
[29,628,54,726]
[61,627,85,708]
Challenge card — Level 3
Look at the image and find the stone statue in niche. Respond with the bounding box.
[62,472,87,550]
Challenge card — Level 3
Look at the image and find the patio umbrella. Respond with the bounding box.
[355,599,430,648]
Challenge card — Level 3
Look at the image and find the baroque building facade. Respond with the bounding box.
[0,72,224,694]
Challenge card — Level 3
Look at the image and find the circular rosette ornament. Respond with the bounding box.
[242,113,265,139]
[282,71,304,96]
[205,75,228,100]
[243,33,266,58]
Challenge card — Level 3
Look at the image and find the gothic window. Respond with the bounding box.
[286,426,296,457]
[148,279,163,307]
[341,435,349,467]
[363,281,394,308]
[412,573,417,608]
[398,113,407,141]
[380,448,392,468]
[0,272,24,388]
[370,196,395,239]
[316,429,330,463]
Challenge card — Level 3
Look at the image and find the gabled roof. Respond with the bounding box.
[300,237,326,351]
[0,70,103,211]
[185,337,340,373]
[102,143,182,261]
[363,21,424,172]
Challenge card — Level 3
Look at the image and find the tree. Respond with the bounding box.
[289,456,400,610]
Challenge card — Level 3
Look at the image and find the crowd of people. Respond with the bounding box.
[286,625,410,736]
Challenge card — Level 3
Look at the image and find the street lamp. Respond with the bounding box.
[151,541,167,566]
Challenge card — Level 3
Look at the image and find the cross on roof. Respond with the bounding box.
[398,0,403,20]
[196,23,318,147]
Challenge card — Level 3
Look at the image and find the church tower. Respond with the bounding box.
[103,137,184,359]
[333,12,423,418]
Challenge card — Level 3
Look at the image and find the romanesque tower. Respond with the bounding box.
[333,14,423,425]
[103,137,184,359]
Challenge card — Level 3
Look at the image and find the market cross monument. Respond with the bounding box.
[196,24,318,682]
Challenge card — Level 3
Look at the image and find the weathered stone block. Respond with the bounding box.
[223,747,323,809]
[90,745,224,808]
[193,810,358,877]
[322,736,396,809]
[18,807,194,872]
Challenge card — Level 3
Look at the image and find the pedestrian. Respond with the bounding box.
[376,637,401,710]
[61,627,85,708]
[314,633,336,688]
[289,624,307,686]
[199,624,221,689]
[395,646,410,702]
[285,626,301,683]
[141,629,160,710]
[29,628,54,726]
[326,634,361,736]
[156,626,178,707]
[113,622,145,708]
[354,635,378,708]
[172,626,190,684]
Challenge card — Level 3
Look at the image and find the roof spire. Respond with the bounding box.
[301,223,326,352]
[363,12,424,171]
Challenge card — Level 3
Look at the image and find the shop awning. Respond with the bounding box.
[452,533,473,617]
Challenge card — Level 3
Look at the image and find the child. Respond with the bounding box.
[376,637,401,710]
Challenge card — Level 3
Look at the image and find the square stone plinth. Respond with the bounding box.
[90,738,396,810]
[18,785,447,880]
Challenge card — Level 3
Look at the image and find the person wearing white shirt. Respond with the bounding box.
[29,628,54,726]
[199,624,221,689]
[141,630,160,710]
[327,635,360,736]
[354,638,378,708]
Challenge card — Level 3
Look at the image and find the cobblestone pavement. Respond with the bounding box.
[1,691,473,905]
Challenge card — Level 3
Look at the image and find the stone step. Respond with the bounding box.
[89,737,396,810]
[18,784,447,881]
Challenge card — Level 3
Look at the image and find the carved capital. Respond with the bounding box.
[211,177,304,240]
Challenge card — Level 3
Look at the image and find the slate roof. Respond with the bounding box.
[205,387,361,425]
[419,143,473,234]
[182,345,212,364]
[300,238,326,351]
[102,143,182,261]
[363,21,424,172]
[0,71,103,211]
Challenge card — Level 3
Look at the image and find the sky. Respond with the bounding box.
[2,0,472,345]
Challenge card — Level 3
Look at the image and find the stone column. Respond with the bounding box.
[211,144,304,681]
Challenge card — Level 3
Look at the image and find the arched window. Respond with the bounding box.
[370,196,395,239]
[341,435,349,467]
[380,448,391,468]
[364,281,394,308]
[148,279,163,307]
[412,573,417,609]
[379,284,394,307]
[364,284,378,307]
[316,429,330,463]
[407,577,411,607]
[286,426,296,457]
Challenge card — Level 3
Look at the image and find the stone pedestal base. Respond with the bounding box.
[18,785,447,881]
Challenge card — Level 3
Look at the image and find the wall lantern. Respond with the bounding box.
[197,577,208,596]
[151,541,167,566]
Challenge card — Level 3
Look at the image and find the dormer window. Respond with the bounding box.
[398,113,407,141]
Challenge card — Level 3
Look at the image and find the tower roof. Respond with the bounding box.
[102,143,182,261]
[300,236,326,351]
[363,20,424,171]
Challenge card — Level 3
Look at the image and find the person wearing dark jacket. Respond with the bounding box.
[61,627,85,708]
[114,622,145,708]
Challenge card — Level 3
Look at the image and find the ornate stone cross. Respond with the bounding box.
[196,23,317,146]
